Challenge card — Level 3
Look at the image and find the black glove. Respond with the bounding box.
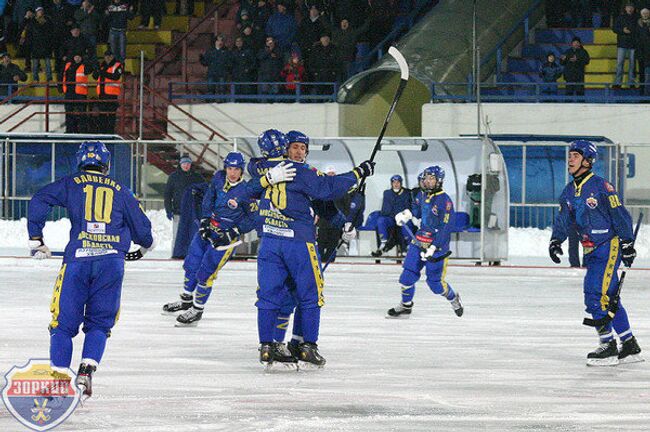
[621,239,636,267]
[353,160,375,178]
[198,218,212,241]
[209,227,239,249]
[549,239,563,264]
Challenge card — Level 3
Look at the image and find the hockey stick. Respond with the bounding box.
[33,248,147,261]
[357,46,409,191]
[582,212,643,328]
[402,224,452,263]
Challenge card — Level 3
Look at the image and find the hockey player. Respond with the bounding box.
[27,141,155,398]
[255,131,375,369]
[162,150,295,326]
[372,174,412,257]
[549,140,642,366]
[386,166,464,319]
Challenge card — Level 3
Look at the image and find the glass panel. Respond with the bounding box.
[14,142,51,196]
[524,145,566,204]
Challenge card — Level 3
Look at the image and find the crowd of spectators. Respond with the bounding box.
[199,0,402,98]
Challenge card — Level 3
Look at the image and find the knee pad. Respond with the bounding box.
[399,268,420,287]
[426,279,445,295]
[584,292,606,316]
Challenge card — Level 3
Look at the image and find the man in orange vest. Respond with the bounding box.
[63,53,93,133]
[93,49,123,134]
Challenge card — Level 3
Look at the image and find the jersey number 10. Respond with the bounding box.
[265,183,287,210]
[83,185,114,223]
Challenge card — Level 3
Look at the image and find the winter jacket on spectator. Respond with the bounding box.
[241,25,264,51]
[62,32,92,61]
[0,60,27,96]
[280,56,305,91]
[67,0,83,5]
[331,19,368,62]
[74,5,101,39]
[540,60,563,83]
[297,11,328,57]
[614,11,639,48]
[200,45,232,80]
[265,9,297,52]
[231,45,256,81]
[252,0,272,31]
[106,1,134,30]
[28,14,52,59]
[164,167,204,215]
[308,40,341,82]
[256,44,283,81]
[13,0,41,30]
[638,17,650,63]
[334,0,367,28]
[560,46,590,82]
[47,1,73,46]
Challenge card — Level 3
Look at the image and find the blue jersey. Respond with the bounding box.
[412,190,455,252]
[381,188,411,218]
[257,159,360,242]
[28,170,153,262]
[201,170,258,235]
[551,172,633,251]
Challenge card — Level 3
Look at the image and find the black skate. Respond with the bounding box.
[618,337,644,364]
[449,293,464,317]
[259,342,298,371]
[586,340,619,367]
[75,363,96,400]
[386,302,413,319]
[175,307,203,327]
[162,293,193,315]
[298,342,326,370]
[287,341,301,360]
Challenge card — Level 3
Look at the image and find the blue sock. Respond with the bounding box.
[50,331,73,368]
[193,284,212,307]
[274,315,290,342]
[183,274,197,295]
[301,307,321,344]
[401,285,415,303]
[613,305,633,342]
[444,286,456,301]
[81,329,108,365]
[258,309,278,343]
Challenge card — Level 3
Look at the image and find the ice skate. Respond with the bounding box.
[259,342,298,371]
[449,293,464,317]
[386,301,413,319]
[287,341,301,360]
[297,342,326,370]
[75,363,96,401]
[371,241,387,257]
[618,337,644,364]
[175,307,203,327]
[162,293,193,315]
[586,340,619,367]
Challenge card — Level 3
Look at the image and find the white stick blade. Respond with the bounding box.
[388,46,409,81]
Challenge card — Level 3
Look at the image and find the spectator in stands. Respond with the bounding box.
[265,1,296,54]
[570,0,592,27]
[251,0,271,33]
[240,24,262,52]
[297,5,328,60]
[334,0,367,28]
[539,52,563,95]
[231,35,256,95]
[332,18,368,78]
[560,36,590,96]
[236,8,253,31]
[138,0,165,29]
[613,2,638,88]
[372,174,411,257]
[63,53,93,133]
[164,154,204,259]
[12,0,39,41]
[366,0,394,48]
[174,0,194,16]
[308,32,341,95]
[29,7,53,82]
[62,24,92,68]
[93,49,122,133]
[48,0,73,82]
[75,0,100,52]
[637,8,650,93]
[105,0,134,62]
[281,50,305,93]
[0,51,27,97]
[18,8,35,72]
[257,35,283,97]
[199,35,231,96]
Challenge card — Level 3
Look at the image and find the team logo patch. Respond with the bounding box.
[431,205,438,216]
[446,201,452,211]
[227,199,238,209]
[86,222,106,234]
[586,197,598,209]
[605,182,615,193]
[2,359,81,431]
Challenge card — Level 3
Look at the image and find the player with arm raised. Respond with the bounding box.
[549,140,642,366]
[386,166,463,319]
[27,141,155,398]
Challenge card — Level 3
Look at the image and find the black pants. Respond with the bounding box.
[318,228,342,264]
[141,0,166,27]
[565,82,585,96]
[98,98,119,134]
[65,97,87,133]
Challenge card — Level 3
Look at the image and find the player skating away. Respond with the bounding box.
[162,150,295,327]
[27,141,156,399]
[255,132,375,370]
[549,140,642,366]
[386,166,463,319]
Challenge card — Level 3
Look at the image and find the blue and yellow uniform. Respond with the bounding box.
[255,159,361,344]
[27,142,153,371]
[551,171,635,344]
[377,181,412,246]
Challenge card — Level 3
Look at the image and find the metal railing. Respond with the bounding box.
[432,82,650,103]
[168,81,340,103]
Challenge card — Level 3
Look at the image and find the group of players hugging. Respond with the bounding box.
[26,135,641,398]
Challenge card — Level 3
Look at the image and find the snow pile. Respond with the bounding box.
[0,210,172,252]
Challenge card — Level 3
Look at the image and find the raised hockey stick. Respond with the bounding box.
[582,212,643,328]
[402,224,452,263]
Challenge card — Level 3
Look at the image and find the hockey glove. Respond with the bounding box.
[29,238,52,260]
[198,218,212,241]
[621,239,636,267]
[353,160,375,178]
[549,239,563,264]
[420,244,437,261]
[125,232,158,261]
[266,162,296,185]
[209,227,240,249]
[395,209,413,227]
[341,222,357,241]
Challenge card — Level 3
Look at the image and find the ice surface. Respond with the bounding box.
[1,258,649,431]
